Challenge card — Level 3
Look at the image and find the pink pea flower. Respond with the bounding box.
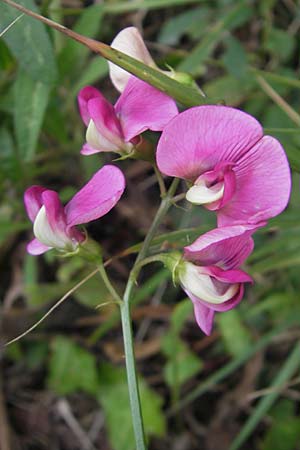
[156,106,291,226]
[78,77,178,156]
[178,225,256,335]
[24,165,125,255]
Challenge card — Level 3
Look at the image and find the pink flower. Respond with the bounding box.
[178,225,256,335]
[156,106,291,226]
[78,77,178,156]
[24,165,125,255]
[109,27,157,93]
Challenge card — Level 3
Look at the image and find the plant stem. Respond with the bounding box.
[120,178,179,450]
[154,165,167,198]
[97,263,122,304]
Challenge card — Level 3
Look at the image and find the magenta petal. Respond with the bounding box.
[27,238,50,255]
[202,266,253,284]
[186,291,215,335]
[65,165,125,227]
[78,86,102,126]
[156,105,263,180]
[115,76,178,142]
[184,225,257,270]
[80,143,102,155]
[24,186,47,222]
[217,135,292,226]
[87,97,124,149]
[42,190,68,235]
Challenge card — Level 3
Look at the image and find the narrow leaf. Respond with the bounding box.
[229,342,300,450]
[178,2,252,73]
[0,0,57,84]
[1,0,215,107]
[14,69,50,160]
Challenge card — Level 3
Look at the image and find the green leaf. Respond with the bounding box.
[229,342,300,450]
[163,335,202,387]
[0,0,57,84]
[178,2,252,73]
[162,299,202,388]
[74,274,114,308]
[0,127,22,186]
[0,218,28,245]
[98,363,166,450]
[168,316,299,416]
[261,400,300,450]
[203,74,254,105]
[158,7,211,45]
[25,281,73,306]
[222,36,248,79]
[25,341,48,369]
[14,69,50,160]
[0,0,214,107]
[70,57,108,99]
[217,310,252,358]
[48,336,99,395]
[265,28,295,62]
[170,298,193,333]
[103,0,203,14]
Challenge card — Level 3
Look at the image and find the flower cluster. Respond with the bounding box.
[156,105,291,334]
[24,27,291,335]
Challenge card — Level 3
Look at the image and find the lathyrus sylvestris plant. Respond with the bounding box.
[1,3,292,449]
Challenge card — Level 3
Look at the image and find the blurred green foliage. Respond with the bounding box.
[1,0,300,449]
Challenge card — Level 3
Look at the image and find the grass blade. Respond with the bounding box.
[167,316,299,416]
[229,341,300,450]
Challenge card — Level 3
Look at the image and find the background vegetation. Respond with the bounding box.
[1,0,300,449]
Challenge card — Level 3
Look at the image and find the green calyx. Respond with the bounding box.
[136,251,183,285]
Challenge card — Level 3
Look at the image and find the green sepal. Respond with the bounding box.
[77,237,103,264]
[136,252,183,286]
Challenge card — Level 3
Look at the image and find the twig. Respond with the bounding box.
[56,399,95,450]
[0,13,23,37]
[255,74,300,127]
[3,269,98,347]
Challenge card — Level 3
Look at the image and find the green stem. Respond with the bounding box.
[120,300,146,449]
[97,263,122,304]
[120,177,179,450]
[154,165,167,198]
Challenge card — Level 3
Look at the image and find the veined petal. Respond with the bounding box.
[78,86,102,126]
[115,76,178,142]
[65,165,125,228]
[24,186,47,222]
[218,135,292,226]
[156,106,263,180]
[109,27,156,92]
[184,225,257,270]
[179,262,239,305]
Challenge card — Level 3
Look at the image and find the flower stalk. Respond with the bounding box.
[118,178,179,449]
